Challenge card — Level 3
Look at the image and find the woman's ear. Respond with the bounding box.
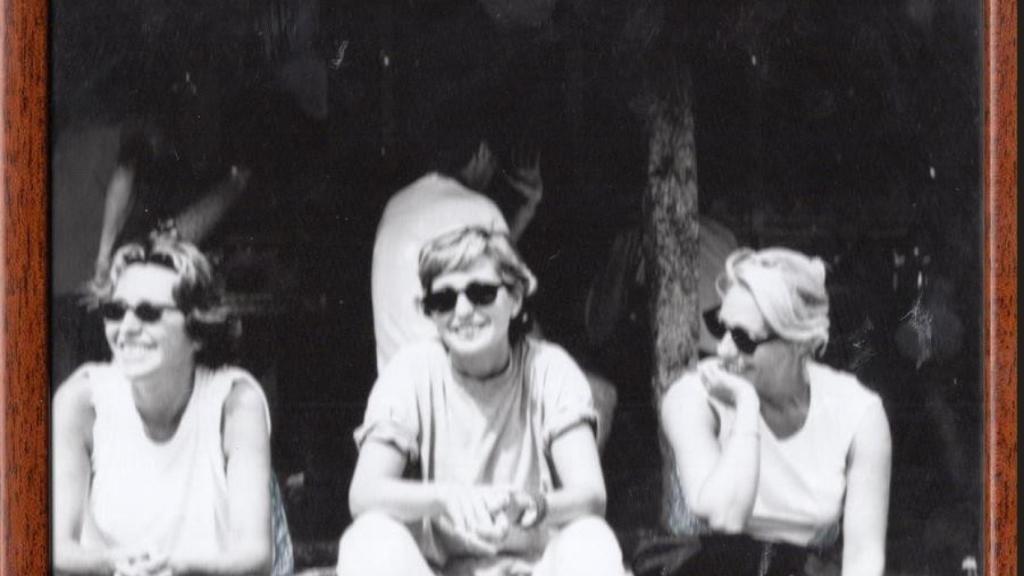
[509,285,525,317]
[789,340,814,363]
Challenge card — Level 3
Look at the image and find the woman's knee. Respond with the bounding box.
[545,516,623,576]
[337,512,428,575]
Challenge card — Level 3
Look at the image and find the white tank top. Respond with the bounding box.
[80,364,270,559]
[707,361,882,546]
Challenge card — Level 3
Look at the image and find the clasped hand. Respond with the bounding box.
[437,485,544,555]
[112,548,172,576]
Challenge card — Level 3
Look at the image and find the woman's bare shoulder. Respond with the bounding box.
[663,370,706,404]
[223,374,268,415]
[53,363,108,410]
[52,364,108,446]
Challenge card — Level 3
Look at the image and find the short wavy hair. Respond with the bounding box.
[418,226,537,342]
[93,233,238,368]
[717,247,831,357]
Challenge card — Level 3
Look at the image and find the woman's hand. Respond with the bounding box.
[697,358,759,407]
[661,373,760,532]
[112,549,171,576]
[436,485,516,554]
[506,490,547,528]
[503,144,543,206]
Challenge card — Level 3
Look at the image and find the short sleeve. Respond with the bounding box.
[534,343,599,450]
[353,348,423,462]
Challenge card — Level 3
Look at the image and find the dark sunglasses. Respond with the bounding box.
[702,307,779,355]
[422,282,506,314]
[99,300,180,323]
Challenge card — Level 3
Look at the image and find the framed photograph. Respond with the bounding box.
[2,0,1016,574]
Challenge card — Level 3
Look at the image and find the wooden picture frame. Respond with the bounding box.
[1,0,1016,574]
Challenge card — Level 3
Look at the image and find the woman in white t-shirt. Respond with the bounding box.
[53,234,289,576]
[339,226,623,576]
[659,247,892,576]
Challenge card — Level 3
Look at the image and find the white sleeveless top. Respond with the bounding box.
[703,361,882,546]
[80,364,270,559]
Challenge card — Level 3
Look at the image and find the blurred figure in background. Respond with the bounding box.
[370,96,543,375]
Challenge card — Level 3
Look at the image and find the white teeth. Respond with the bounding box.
[120,342,150,350]
[450,325,484,339]
[117,342,153,357]
[723,360,745,374]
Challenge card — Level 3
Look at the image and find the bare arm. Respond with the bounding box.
[507,200,540,243]
[660,369,761,533]
[349,441,510,555]
[53,374,118,575]
[503,146,542,242]
[92,164,137,289]
[543,423,607,524]
[349,441,439,522]
[170,381,273,575]
[174,166,251,245]
[841,401,892,576]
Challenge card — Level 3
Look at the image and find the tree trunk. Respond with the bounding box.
[641,61,700,530]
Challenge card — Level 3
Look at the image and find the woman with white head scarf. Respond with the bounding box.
[659,247,892,576]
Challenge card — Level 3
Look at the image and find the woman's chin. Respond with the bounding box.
[442,328,495,353]
[444,338,491,360]
[443,336,509,370]
[114,356,160,380]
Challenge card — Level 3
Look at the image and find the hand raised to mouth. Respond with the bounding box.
[697,357,757,407]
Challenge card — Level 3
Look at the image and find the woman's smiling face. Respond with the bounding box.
[104,264,198,381]
[716,284,787,392]
[427,258,521,366]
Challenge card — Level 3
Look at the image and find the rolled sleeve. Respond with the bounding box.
[544,404,599,449]
[353,349,423,462]
[537,344,600,450]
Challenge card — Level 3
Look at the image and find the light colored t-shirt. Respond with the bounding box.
[370,173,509,373]
[354,338,598,573]
[669,361,883,547]
[79,364,275,562]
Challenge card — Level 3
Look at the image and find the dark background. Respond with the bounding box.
[50,1,982,573]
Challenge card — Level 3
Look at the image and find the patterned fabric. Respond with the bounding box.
[271,477,295,576]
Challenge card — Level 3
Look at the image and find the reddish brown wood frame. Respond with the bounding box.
[1,1,1016,574]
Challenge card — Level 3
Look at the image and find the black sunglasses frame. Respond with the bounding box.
[422,282,508,315]
[702,306,780,355]
[99,300,181,323]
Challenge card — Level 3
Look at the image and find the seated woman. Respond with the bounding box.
[53,233,289,576]
[338,227,623,576]
[659,248,891,576]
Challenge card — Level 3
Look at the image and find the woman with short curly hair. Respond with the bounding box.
[53,233,290,576]
[339,226,623,576]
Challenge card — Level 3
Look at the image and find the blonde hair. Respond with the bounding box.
[419,226,537,340]
[419,227,537,297]
[95,232,236,367]
[718,247,830,356]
